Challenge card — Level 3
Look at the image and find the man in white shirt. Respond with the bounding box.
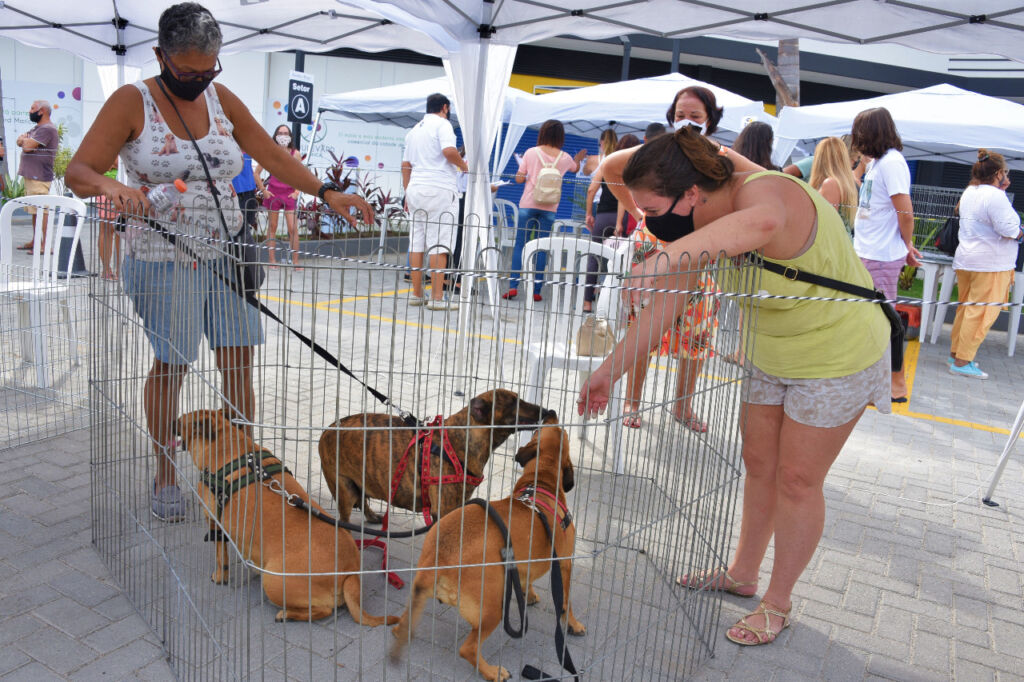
[402,93,468,311]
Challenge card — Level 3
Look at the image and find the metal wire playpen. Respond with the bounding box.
[0,196,96,450]
[87,206,758,680]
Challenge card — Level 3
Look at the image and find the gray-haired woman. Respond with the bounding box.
[66,2,373,522]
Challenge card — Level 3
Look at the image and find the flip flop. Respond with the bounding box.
[16,243,33,251]
[891,396,908,404]
[623,415,642,429]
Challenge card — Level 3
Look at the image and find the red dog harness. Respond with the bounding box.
[356,416,485,588]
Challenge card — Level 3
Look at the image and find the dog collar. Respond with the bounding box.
[515,484,572,531]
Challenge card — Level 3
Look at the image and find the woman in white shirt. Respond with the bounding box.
[851,107,921,402]
[948,150,1024,379]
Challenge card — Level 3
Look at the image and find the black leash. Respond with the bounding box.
[466,498,580,681]
[120,212,418,426]
[288,496,434,539]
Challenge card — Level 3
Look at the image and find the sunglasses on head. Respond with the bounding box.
[159,49,222,83]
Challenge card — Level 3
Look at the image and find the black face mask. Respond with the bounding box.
[644,194,695,242]
[28,111,42,124]
[159,68,213,102]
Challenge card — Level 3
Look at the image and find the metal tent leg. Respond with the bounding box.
[982,397,1024,506]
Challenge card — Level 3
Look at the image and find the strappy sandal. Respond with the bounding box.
[675,566,756,597]
[725,599,791,646]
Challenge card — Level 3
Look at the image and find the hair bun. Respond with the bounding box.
[978,149,990,162]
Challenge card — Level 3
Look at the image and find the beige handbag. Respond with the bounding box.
[576,314,616,356]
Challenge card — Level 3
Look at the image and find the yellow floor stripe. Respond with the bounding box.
[278,294,1016,438]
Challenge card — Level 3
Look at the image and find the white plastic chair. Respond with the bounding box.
[0,195,87,388]
[519,235,631,473]
[492,198,518,252]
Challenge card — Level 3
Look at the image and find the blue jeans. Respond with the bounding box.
[509,208,556,294]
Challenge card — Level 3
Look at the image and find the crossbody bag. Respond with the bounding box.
[155,78,266,295]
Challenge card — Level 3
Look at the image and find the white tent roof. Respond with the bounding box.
[776,83,1024,170]
[0,1,447,67]
[348,1,1024,62]
[507,73,770,139]
[4,2,1024,67]
[317,76,532,129]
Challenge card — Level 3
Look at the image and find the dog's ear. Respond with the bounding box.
[561,457,575,493]
[470,396,493,424]
[514,439,538,467]
[183,412,219,443]
[541,409,558,425]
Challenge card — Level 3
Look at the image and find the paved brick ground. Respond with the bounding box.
[2,215,1024,679]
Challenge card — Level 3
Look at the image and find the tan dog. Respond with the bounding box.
[390,415,585,681]
[318,389,545,524]
[177,410,398,626]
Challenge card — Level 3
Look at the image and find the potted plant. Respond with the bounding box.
[307,152,405,239]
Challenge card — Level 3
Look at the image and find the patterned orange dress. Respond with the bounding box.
[628,222,720,360]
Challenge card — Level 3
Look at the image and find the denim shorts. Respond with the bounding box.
[122,257,263,365]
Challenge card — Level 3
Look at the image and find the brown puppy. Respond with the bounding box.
[318,389,544,524]
[177,410,399,626]
[390,415,585,682]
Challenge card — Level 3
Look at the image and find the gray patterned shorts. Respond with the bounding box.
[743,349,891,428]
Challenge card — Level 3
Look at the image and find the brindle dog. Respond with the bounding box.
[317,389,545,523]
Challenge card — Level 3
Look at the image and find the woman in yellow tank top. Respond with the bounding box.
[577,128,890,647]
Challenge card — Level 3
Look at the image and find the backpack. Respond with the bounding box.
[532,150,565,205]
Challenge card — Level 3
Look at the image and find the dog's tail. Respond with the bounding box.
[389,581,431,659]
[342,576,399,627]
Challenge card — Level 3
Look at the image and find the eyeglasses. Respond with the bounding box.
[158,49,222,83]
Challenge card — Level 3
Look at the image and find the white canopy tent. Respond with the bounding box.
[499,72,783,179]
[776,83,1024,170]
[5,0,1024,355]
[5,2,1024,256]
[317,76,533,129]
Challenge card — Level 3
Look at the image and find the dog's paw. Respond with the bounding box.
[481,665,511,681]
[526,587,540,605]
[568,620,587,636]
[211,566,229,584]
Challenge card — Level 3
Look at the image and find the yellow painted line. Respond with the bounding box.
[869,339,1020,438]
[276,294,1017,438]
[263,287,413,312]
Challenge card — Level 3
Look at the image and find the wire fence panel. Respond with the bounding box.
[1,208,100,450]
[90,209,757,680]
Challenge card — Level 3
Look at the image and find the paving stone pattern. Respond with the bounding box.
[2,216,1024,679]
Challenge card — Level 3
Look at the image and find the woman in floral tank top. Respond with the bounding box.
[66,3,374,523]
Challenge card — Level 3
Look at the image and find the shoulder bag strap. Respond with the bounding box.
[154,77,240,241]
[753,254,884,301]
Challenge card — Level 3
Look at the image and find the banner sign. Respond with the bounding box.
[287,71,313,124]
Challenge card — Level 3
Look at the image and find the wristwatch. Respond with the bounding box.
[317,181,341,202]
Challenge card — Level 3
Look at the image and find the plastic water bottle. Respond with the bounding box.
[147,178,188,215]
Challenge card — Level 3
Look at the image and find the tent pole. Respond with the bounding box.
[982,397,1024,506]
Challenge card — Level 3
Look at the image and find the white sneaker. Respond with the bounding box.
[409,294,427,307]
[426,299,456,311]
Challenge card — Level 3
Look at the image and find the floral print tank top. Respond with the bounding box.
[121,81,243,261]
